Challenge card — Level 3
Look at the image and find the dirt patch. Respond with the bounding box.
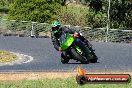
[0,71,132,81]
[0,51,17,63]
[0,52,33,66]
[0,72,75,81]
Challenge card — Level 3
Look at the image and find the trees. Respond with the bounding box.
[84,0,132,28]
[0,0,14,13]
[5,0,132,28]
[110,0,132,28]
[85,0,103,12]
[8,0,62,23]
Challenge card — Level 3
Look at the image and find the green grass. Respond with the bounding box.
[0,50,17,63]
[0,77,131,88]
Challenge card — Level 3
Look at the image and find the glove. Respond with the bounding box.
[59,47,62,52]
[74,32,79,38]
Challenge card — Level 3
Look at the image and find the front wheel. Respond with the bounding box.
[90,51,98,63]
[61,53,69,64]
[71,48,89,64]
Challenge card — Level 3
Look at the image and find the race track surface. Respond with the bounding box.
[0,36,132,72]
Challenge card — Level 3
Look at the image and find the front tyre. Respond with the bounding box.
[90,51,98,63]
[61,53,69,64]
[71,48,89,64]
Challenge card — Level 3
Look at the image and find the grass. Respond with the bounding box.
[0,77,131,88]
[0,50,17,63]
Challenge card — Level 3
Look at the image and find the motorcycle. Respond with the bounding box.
[59,33,98,64]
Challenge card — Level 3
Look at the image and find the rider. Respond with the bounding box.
[51,21,92,52]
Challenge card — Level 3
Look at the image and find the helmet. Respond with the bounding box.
[51,21,61,33]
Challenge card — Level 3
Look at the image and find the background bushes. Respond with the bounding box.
[0,0,131,29]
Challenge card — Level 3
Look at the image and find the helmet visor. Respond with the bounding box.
[52,25,60,33]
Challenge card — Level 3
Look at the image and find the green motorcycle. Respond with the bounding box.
[59,33,98,64]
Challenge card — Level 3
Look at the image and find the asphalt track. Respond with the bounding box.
[0,36,132,72]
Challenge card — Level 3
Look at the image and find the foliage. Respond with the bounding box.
[86,11,106,28]
[109,0,132,28]
[2,0,132,28]
[84,0,132,28]
[8,0,62,23]
[0,0,14,13]
[0,6,9,14]
[59,4,88,26]
[85,0,103,12]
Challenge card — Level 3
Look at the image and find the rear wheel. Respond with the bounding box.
[61,53,69,64]
[71,48,89,64]
[90,58,97,63]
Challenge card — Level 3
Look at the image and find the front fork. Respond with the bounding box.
[75,45,94,60]
[75,46,82,54]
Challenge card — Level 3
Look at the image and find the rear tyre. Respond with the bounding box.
[90,58,97,63]
[71,48,89,64]
[61,53,69,64]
